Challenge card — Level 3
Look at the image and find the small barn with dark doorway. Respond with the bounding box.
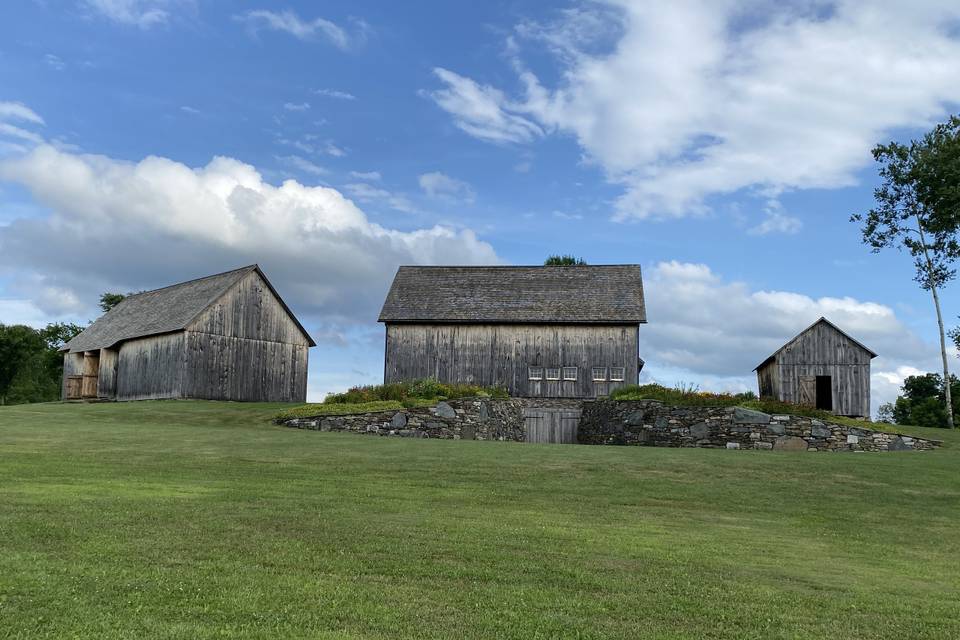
[61,265,314,402]
[754,317,876,418]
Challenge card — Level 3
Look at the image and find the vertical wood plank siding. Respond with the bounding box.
[61,352,84,399]
[116,333,187,401]
[384,323,639,398]
[97,348,118,399]
[756,321,872,417]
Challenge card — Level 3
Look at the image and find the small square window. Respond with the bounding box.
[562,366,578,381]
[610,367,625,381]
[546,367,561,380]
[528,367,543,380]
[592,367,607,382]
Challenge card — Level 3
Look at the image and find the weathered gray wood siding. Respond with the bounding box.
[188,271,311,347]
[181,269,311,402]
[116,333,187,401]
[97,348,118,399]
[181,332,308,402]
[384,323,639,398]
[61,352,84,399]
[761,321,872,417]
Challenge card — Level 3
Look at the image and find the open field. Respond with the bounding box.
[1,401,959,639]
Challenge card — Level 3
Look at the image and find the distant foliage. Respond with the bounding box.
[891,373,959,428]
[876,402,895,424]
[324,378,509,407]
[544,255,587,266]
[0,322,84,405]
[99,292,127,312]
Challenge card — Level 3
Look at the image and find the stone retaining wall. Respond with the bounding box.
[279,398,581,441]
[578,400,940,452]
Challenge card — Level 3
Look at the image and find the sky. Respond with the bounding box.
[1,0,959,413]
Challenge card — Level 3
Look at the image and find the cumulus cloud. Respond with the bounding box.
[418,171,475,202]
[236,9,365,50]
[82,0,182,29]
[0,145,497,332]
[429,1,960,222]
[641,260,941,415]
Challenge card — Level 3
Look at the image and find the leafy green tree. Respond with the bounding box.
[0,325,46,405]
[99,292,126,312]
[892,373,959,428]
[544,255,587,266]
[876,402,895,424]
[852,116,960,428]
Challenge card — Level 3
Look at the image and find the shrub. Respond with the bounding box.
[609,383,757,407]
[322,378,508,406]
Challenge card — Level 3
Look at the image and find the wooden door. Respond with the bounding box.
[66,375,82,400]
[81,352,100,399]
[524,408,581,444]
[798,375,816,407]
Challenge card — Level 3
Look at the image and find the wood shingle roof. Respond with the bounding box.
[378,265,646,324]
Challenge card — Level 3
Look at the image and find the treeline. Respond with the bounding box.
[0,323,83,405]
[878,373,960,429]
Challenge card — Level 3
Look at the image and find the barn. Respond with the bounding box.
[378,265,646,398]
[754,317,876,418]
[61,265,314,402]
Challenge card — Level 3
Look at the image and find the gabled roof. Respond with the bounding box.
[753,316,877,370]
[63,265,315,353]
[378,265,646,324]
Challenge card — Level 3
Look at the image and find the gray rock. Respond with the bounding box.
[766,423,785,435]
[461,425,476,441]
[733,407,770,424]
[390,412,407,428]
[888,436,913,451]
[689,422,710,439]
[726,442,740,449]
[624,410,646,426]
[479,403,489,421]
[810,424,831,438]
[654,416,670,429]
[773,436,808,451]
[755,441,773,450]
[434,402,456,419]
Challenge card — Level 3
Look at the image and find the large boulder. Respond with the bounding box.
[689,422,710,440]
[390,412,407,428]
[773,435,809,451]
[434,402,456,419]
[733,407,771,424]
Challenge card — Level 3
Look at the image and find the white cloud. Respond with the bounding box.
[640,260,942,416]
[427,68,543,144]
[748,200,802,236]
[315,89,356,100]
[0,102,44,125]
[180,105,200,115]
[276,155,327,176]
[82,0,180,29]
[552,210,582,220]
[418,171,475,202]
[236,9,360,50]
[343,182,418,214]
[44,54,65,71]
[349,170,381,181]
[283,102,310,112]
[0,145,497,329]
[430,1,960,221]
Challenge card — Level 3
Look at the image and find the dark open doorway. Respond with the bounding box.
[815,375,833,411]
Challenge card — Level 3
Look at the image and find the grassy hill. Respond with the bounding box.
[1,401,959,639]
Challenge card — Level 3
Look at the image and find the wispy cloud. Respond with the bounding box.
[315,88,356,100]
[179,105,200,115]
[82,0,182,29]
[236,9,366,50]
[283,102,311,112]
[418,171,475,203]
[349,170,380,181]
[276,154,328,176]
[344,182,418,214]
[0,102,44,125]
[44,54,65,71]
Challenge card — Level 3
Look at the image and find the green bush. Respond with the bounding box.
[609,383,757,407]
[323,378,508,405]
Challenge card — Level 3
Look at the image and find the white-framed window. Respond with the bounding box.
[528,367,543,381]
[562,366,578,381]
[592,367,607,382]
[610,367,625,382]
[546,367,561,380]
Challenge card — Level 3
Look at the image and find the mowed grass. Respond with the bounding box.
[1,402,959,639]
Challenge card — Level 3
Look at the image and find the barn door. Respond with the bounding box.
[81,352,100,399]
[798,375,816,407]
[524,408,581,444]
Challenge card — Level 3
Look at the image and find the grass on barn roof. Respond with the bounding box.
[1,400,959,639]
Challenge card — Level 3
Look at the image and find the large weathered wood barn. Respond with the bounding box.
[61,265,314,402]
[754,317,876,418]
[378,265,646,398]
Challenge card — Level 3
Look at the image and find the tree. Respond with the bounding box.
[544,255,587,266]
[852,116,960,428]
[99,292,126,312]
[891,373,959,428]
[0,324,46,405]
[876,402,895,424]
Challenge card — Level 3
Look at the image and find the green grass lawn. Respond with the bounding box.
[1,401,959,639]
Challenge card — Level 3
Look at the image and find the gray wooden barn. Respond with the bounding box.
[378,265,646,398]
[754,317,876,418]
[61,265,314,402]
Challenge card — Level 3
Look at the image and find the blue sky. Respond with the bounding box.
[1,0,959,411]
